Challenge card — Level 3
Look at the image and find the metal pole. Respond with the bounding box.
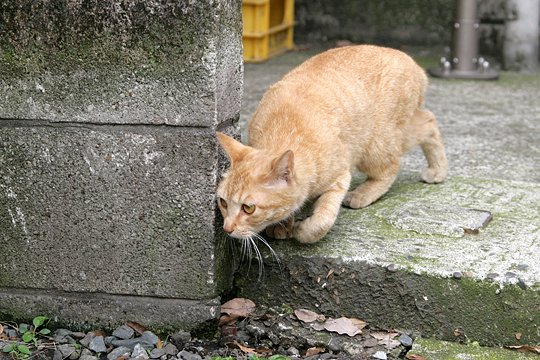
[429,0,499,80]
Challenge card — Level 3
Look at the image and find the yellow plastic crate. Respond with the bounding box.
[242,0,294,62]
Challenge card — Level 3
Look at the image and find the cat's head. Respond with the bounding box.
[216,132,299,239]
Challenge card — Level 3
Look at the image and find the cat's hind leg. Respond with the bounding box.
[294,171,351,244]
[414,109,448,183]
[342,157,400,209]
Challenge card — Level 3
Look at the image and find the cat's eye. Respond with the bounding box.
[219,198,227,209]
[242,204,256,214]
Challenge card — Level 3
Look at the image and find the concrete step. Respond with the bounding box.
[235,172,540,347]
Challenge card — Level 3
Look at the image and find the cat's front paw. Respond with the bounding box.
[342,191,373,209]
[421,167,447,184]
[293,218,327,244]
[265,217,294,239]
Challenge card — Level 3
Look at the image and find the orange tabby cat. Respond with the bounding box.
[217,45,447,244]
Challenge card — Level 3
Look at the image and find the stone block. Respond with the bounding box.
[0,0,242,127]
[0,0,242,329]
[0,125,228,298]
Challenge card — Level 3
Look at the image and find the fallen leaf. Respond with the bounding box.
[323,317,362,336]
[350,318,367,330]
[126,321,146,335]
[505,345,540,354]
[515,332,522,340]
[234,341,256,354]
[219,314,237,327]
[406,354,426,360]
[371,332,400,349]
[310,322,326,331]
[93,330,106,337]
[221,298,256,318]
[0,324,3,335]
[294,309,319,323]
[326,269,334,278]
[305,347,325,356]
[156,338,163,349]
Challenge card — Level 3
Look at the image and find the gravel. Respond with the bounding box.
[0,306,417,360]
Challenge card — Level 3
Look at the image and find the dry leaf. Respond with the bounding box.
[350,318,367,330]
[294,309,319,323]
[219,314,237,327]
[505,345,540,354]
[93,330,107,337]
[221,298,256,318]
[370,332,400,349]
[234,341,256,354]
[406,354,426,360]
[515,332,522,340]
[0,324,3,335]
[156,338,163,349]
[305,347,325,356]
[126,321,146,335]
[326,269,334,278]
[323,317,362,336]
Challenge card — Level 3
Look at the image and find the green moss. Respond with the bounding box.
[412,337,539,359]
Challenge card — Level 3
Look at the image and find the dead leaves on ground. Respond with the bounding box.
[294,308,366,337]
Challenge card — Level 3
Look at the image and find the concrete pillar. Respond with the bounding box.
[0,0,242,330]
[503,0,540,71]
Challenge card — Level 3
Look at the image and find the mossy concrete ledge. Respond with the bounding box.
[0,0,242,330]
[236,176,540,346]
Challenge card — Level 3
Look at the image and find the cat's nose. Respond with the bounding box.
[223,226,234,234]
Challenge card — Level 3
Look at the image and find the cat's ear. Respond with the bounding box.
[216,132,249,165]
[270,150,294,184]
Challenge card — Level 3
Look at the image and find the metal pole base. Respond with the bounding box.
[428,67,500,80]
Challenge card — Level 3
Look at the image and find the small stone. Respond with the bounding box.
[104,336,116,346]
[132,344,150,359]
[6,329,17,338]
[53,350,63,360]
[57,344,76,358]
[463,271,474,278]
[80,353,98,360]
[163,343,179,356]
[80,349,94,357]
[246,323,266,337]
[106,346,131,360]
[505,271,517,278]
[170,330,191,349]
[517,278,528,290]
[452,271,462,279]
[363,337,378,348]
[149,348,166,359]
[517,264,529,271]
[71,332,87,339]
[141,331,159,345]
[373,350,388,360]
[177,350,203,360]
[53,329,73,343]
[111,338,153,351]
[286,346,300,356]
[486,272,499,280]
[112,325,135,340]
[236,330,251,343]
[89,335,107,353]
[386,264,397,272]
[80,332,96,348]
[327,337,342,352]
[399,334,413,348]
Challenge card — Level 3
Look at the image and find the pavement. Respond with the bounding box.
[235,45,540,349]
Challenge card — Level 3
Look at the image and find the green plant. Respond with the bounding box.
[2,343,31,360]
[1,316,51,359]
[21,316,51,347]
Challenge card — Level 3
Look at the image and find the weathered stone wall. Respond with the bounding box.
[0,0,242,330]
